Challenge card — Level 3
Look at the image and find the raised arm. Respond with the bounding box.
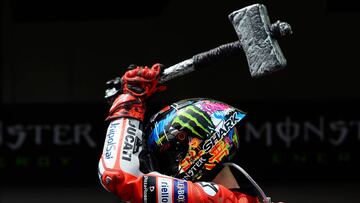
[98,64,164,199]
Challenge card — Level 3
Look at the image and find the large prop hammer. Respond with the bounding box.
[105,4,292,100]
[159,4,292,83]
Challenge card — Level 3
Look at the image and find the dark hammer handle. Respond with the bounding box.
[159,41,242,84]
[192,41,242,69]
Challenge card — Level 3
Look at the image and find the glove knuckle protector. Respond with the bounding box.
[107,63,166,121]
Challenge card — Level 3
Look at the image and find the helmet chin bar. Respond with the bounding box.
[223,163,272,203]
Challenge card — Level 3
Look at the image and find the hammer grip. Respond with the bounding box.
[159,41,241,84]
[192,41,242,69]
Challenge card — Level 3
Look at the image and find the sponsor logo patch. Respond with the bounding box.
[157,177,173,203]
[105,121,120,159]
[203,112,241,152]
[121,120,137,162]
[143,176,156,203]
[174,179,188,203]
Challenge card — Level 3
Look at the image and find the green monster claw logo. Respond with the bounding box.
[171,106,214,139]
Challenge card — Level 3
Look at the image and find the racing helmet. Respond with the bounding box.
[146,98,246,181]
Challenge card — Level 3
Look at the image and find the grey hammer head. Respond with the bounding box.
[229,4,292,78]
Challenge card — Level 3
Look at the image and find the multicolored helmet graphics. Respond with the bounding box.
[146,98,246,181]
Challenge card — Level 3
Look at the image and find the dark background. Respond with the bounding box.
[1,0,360,202]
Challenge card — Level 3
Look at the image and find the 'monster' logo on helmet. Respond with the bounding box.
[146,99,246,181]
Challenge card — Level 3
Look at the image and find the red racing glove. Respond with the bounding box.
[122,63,166,99]
[106,64,166,121]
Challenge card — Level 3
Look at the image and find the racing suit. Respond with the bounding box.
[98,65,260,203]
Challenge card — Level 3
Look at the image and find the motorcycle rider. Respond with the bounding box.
[98,64,261,203]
